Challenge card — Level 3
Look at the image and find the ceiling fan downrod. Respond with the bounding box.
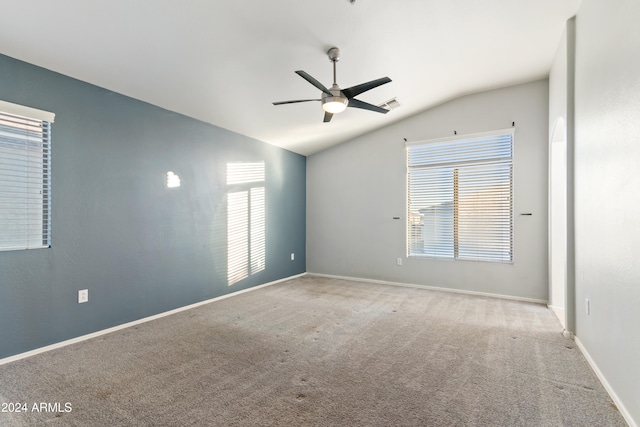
[328,47,340,86]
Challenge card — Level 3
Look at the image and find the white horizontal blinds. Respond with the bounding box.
[456,160,512,261]
[0,109,52,250]
[407,129,513,262]
[408,167,455,258]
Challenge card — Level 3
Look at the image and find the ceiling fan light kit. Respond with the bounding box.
[273,47,393,122]
[322,95,348,114]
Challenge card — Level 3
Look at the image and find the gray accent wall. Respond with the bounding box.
[307,80,549,302]
[0,54,306,359]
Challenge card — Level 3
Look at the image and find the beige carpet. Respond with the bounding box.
[0,275,626,426]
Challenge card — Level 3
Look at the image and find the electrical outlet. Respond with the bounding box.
[78,289,88,304]
[585,298,590,315]
[396,257,403,266]
[291,253,295,261]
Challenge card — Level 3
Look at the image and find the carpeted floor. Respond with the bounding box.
[0,276,626,426]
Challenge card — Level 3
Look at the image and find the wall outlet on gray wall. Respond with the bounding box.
[78,289,88,304]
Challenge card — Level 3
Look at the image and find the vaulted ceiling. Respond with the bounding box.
[0,1,581,155]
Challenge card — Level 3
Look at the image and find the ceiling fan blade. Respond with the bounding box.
[323,111,333,123]
[273,99,321,105]
[296,70,332,96]
[342,77,392,99]
[348,98,390,114]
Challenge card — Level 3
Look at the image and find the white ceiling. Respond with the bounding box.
[0,0,581,156]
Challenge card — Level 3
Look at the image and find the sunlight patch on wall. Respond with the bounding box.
[166,171,181,188]
[227,161,266,286]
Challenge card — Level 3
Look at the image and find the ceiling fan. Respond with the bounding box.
[273,47,392,123]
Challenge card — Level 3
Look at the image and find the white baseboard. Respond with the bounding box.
[0,272,306,367]
[308,272,548,305]
[574,336,637,427]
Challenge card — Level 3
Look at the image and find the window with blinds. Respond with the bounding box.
[0,101,54,251]
[406,129,513,263]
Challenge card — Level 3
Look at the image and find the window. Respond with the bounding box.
[406,129,513,263]
[0,101,54,251]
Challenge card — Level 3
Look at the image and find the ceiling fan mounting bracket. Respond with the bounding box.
[327,47,340,62]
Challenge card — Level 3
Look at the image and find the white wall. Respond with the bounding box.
[308,80,549,301]
[574,0,640,424]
